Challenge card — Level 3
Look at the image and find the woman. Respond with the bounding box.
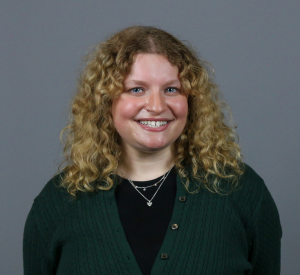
[23,26,281,275]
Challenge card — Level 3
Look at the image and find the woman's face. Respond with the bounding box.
[112,53,188,154]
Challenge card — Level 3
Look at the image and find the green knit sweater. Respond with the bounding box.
[23,165,281,274]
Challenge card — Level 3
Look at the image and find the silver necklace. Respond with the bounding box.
[131,175,165,191]
[126,166,173,207]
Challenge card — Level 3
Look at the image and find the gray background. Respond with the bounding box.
[1,0,299,274]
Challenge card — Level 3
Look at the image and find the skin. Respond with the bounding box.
[112,53,188,180]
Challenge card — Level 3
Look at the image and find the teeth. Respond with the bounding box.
[139,121,168,128]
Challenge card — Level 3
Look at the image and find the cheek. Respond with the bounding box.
[171,96,188,119]
[112,97,140,121]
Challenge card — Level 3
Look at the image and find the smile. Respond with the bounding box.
[139,121,168,128]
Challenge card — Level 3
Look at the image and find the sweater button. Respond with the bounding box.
[160,253,168,260]
[179,196,186,202]
[171,224,178,230]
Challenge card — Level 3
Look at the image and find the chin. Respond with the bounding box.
[138,141,172,152]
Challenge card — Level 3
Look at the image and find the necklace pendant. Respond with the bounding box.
[147,201,152,207]
[143,188,146,191]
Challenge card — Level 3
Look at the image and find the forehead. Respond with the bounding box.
[125,53,180,84]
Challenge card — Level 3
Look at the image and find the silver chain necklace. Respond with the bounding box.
[125,166,173,207]
[131,175,165,191]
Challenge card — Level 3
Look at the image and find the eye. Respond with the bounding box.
[166,87,179,93]
[129,87,143,93]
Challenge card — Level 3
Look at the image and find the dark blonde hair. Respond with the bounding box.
[60,26,244,196]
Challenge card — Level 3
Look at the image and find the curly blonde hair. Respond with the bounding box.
[60,26,244,196]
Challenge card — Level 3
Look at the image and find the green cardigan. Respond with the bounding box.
[23,165,281,274]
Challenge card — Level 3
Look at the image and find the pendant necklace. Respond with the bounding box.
[125,166,173,207]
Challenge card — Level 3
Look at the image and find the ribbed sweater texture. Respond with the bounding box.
[23,165,282,274]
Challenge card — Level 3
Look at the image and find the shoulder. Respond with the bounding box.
[229,164,280,231]
[29,172,74,231]
[232,163,272,206]
[234,163,265,198]
[34,172,72,205]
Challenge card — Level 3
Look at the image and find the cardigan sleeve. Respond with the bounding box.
[23,174,68,275]
[248,183,282,275]
[23,202,50,275]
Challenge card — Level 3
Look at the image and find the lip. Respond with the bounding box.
[135,120,172,132]
[135,118,172,121]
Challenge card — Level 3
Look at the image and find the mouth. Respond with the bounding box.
[138,120,170,128]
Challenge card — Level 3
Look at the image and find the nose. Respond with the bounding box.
[146,91,167,114]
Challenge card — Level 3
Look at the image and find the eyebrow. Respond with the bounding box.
[124,79,181,86]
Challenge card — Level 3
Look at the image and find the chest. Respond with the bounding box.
[52,184,252,275]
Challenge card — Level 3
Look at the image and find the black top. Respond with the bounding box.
[115,168,177,275]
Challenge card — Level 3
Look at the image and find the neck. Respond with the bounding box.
[118,146,175,181]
